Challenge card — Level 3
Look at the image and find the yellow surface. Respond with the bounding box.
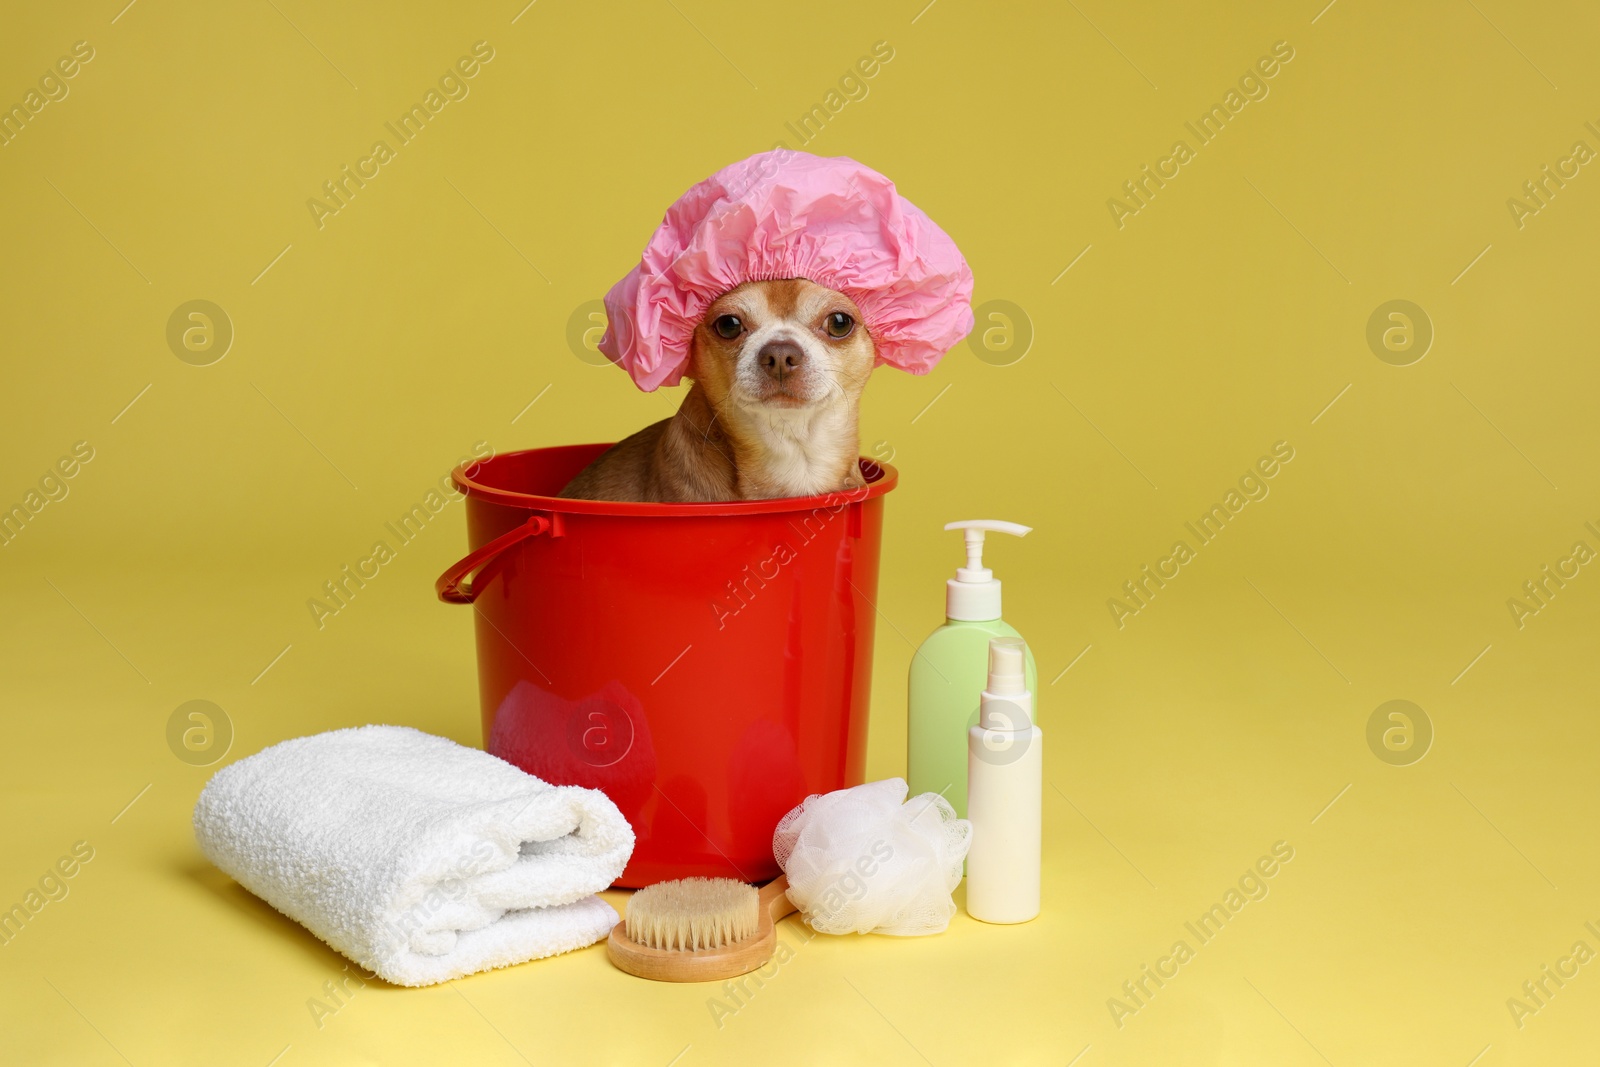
[2,1,1597,1064]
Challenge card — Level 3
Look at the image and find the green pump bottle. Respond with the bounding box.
[907,520,1036,818]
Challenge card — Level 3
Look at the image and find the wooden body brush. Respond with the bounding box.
[608,875,797,982]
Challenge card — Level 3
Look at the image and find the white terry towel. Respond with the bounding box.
[194,724,634,987]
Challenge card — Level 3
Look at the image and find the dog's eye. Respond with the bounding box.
[825,312,854,338]
[712,315,743,339]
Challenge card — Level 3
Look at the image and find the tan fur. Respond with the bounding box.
[561,279,877,502]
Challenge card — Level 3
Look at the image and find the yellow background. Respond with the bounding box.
[2,0,1597,1064]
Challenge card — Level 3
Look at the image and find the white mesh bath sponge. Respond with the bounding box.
[772,778,971,936]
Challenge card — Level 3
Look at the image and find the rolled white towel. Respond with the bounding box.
[193,724,634,986]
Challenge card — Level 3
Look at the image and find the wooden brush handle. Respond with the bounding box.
[761,874,797,924]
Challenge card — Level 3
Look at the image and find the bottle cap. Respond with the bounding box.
[943,520,1031,621]
[986,637,1026,695]
[980,636,1033,730]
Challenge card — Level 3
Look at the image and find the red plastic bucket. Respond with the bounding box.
[436,444,896,888]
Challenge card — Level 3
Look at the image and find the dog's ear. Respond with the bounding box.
[682,331,706,382]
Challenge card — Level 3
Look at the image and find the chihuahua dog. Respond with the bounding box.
[560,278,875,502]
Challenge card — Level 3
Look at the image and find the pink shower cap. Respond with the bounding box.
[598,150,974,391]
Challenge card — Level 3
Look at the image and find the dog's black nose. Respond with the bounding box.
[757,340,806,381]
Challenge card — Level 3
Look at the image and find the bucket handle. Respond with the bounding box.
[435,514,554,604]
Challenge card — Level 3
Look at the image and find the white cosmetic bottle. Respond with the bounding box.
[965,636,1042,924]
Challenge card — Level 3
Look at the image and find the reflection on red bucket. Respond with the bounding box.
[436,444,895,887]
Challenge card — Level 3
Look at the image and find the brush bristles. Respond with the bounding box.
[624,877,760,952]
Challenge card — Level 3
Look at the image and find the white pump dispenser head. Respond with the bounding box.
[943,520,1032,621]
